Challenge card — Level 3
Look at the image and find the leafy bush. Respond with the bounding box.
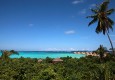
[0,56,115,80]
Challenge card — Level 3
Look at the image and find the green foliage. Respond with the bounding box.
[94,45,106,60]
[87,0,115,55]
[87,0,114,35]
[0,56,115,80]
[1,50,19,61]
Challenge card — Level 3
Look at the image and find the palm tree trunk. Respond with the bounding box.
[106,32,115,55]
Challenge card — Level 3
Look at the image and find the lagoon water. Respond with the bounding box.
[0,51,85,58]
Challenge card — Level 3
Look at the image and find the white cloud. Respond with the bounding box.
[70,48,75,51]
[29,24,34,27]
[46,48,53,51]
[79,9,86,14]
[65,30,76,34]
[72,0,83,4]
[45,48,61,51]
[45,48,78,51]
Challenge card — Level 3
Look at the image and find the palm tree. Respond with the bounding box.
[94,45,107,62]
[1,50,19,60]
[87,0,115,55]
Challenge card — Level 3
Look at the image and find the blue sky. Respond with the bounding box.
[0,0,115,51]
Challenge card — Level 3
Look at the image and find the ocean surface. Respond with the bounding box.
[0,51,86,59]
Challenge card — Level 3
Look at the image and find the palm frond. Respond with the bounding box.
[104,19,109,33]
[86,14,97,18]
[1,50,19,59]
[100,0,110,12]
[96,21,102,34]
[102,25,106,35]
[8,50,19,56]
[106,9,115,15]
[101,20,107,35]
[107,17,114,31]
[87,0,114,36]
[88,18,98,26]
[91,9,98,13]
[95,4,100,10]
[10,50,18,54]
[107,17,114,25]
[108,24,113,31]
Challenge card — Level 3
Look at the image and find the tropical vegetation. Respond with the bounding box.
[0,53,115,80]
[87,0,115,55]
[0,0,115,80]
[0,50,18,61]
[93,45,108,62]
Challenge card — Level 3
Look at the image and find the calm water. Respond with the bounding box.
[0,51,85,58]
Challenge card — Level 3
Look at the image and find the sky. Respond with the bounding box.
[0,0,115,51]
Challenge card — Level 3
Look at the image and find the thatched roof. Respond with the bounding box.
[52,58,63,62]
[38,59,42,62]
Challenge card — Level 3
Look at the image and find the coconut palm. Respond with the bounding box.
[87,0,115,55]
[1,50,19,60]
[94,45,107,63]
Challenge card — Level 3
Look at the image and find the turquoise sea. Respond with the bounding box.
[0,51,86,58]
